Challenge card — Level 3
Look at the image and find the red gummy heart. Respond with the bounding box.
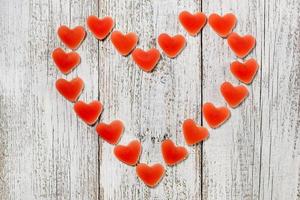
[114,140,141,165]
[182,119,209,145]
[220,82,249,108]
[87,15,114,40]
[132,48,161,72]
[96,120,124,145]
[111,31,138,56]
[208,13,237,38]
[57,25,86,50]
[161,139,188,166]
[203,102,230,128]
[158,33,186,58]
[178,11,207,36]
[52,48,81,74]
[136,163,165,187]
[227,32,256,58]
[230,58,259,84]
[55,77,84,102]
[74,100,103,125]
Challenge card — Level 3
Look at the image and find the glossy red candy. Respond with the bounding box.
[74,100,103,125]
[158,33,186,58]
[52,48,81,74]
[96,120,124,145]
[227,32,256,58]
[111,31,138,56]
[179,11,207,36]
[114,140,141,165]
[208,13,237,38]
[220,82,249,108]
[87,15,114,40]
[55,77,84,102]
[161,139,188,166]
[57,25,86,50]
[132,48,160,72]
[136,163,165,187]
[230,58,259,84]
[203,102,230,128]
[182,119,209,145]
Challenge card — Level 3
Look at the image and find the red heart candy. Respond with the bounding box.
[52,48,81,74]
[182,119,209,145]
[87,15,114,40]
[220,82,249,108]
[230,58,259,84]
[158,33,186,58]
[178,11,207,36]
[114,140,141,165]
[57,25,86,50]
[208,13,237,38]
[203,102,230,128]
[136,163,165,187]
[74,100,103,125]
[55,77,84,102]
[161,139,188,166]
[132,48,161,72]
[96,120,124,145]
[227,32,256,58]
[111,31,138,56]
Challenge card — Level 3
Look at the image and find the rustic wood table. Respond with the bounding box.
[1,0,299,199]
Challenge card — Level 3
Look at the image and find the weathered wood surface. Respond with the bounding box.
[0,0,299,199]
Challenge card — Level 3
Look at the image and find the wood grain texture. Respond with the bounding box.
[98,0,202,199]
[202,0,300,200]
[202,1,264,199]
[0,0,299,199]
[0,0,100,199]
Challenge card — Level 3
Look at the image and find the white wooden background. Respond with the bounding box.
[0,0,300,199]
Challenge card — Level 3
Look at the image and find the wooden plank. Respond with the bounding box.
[0,2,11,199]
[97,0,203,199]
[48,0,100,199]
[0,0,53,199]
[63,0,100,199]
[258,0,300,199]
[202,0,300,200]
[0,0,100,199]
[201,0,264,199]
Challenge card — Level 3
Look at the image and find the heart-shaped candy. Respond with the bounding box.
[161,139,188,166]
[57,25,86,50]
[182,119,209,145]
[203,102,230,128]
[74,100,103,125]
[158,33,186,58]
[227,32,256,58]
[220,82,249,108]
[132,48,161,72]
[87,15,114,40]
[114,140,141,165]
[208,13,237,38]
[136,163,165,187]
[52,48,81,74]
[96,120,124,145]
[178,11,207,36]
[55,77,84,102]
[230,58,259,84]
[111,31,138,56]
